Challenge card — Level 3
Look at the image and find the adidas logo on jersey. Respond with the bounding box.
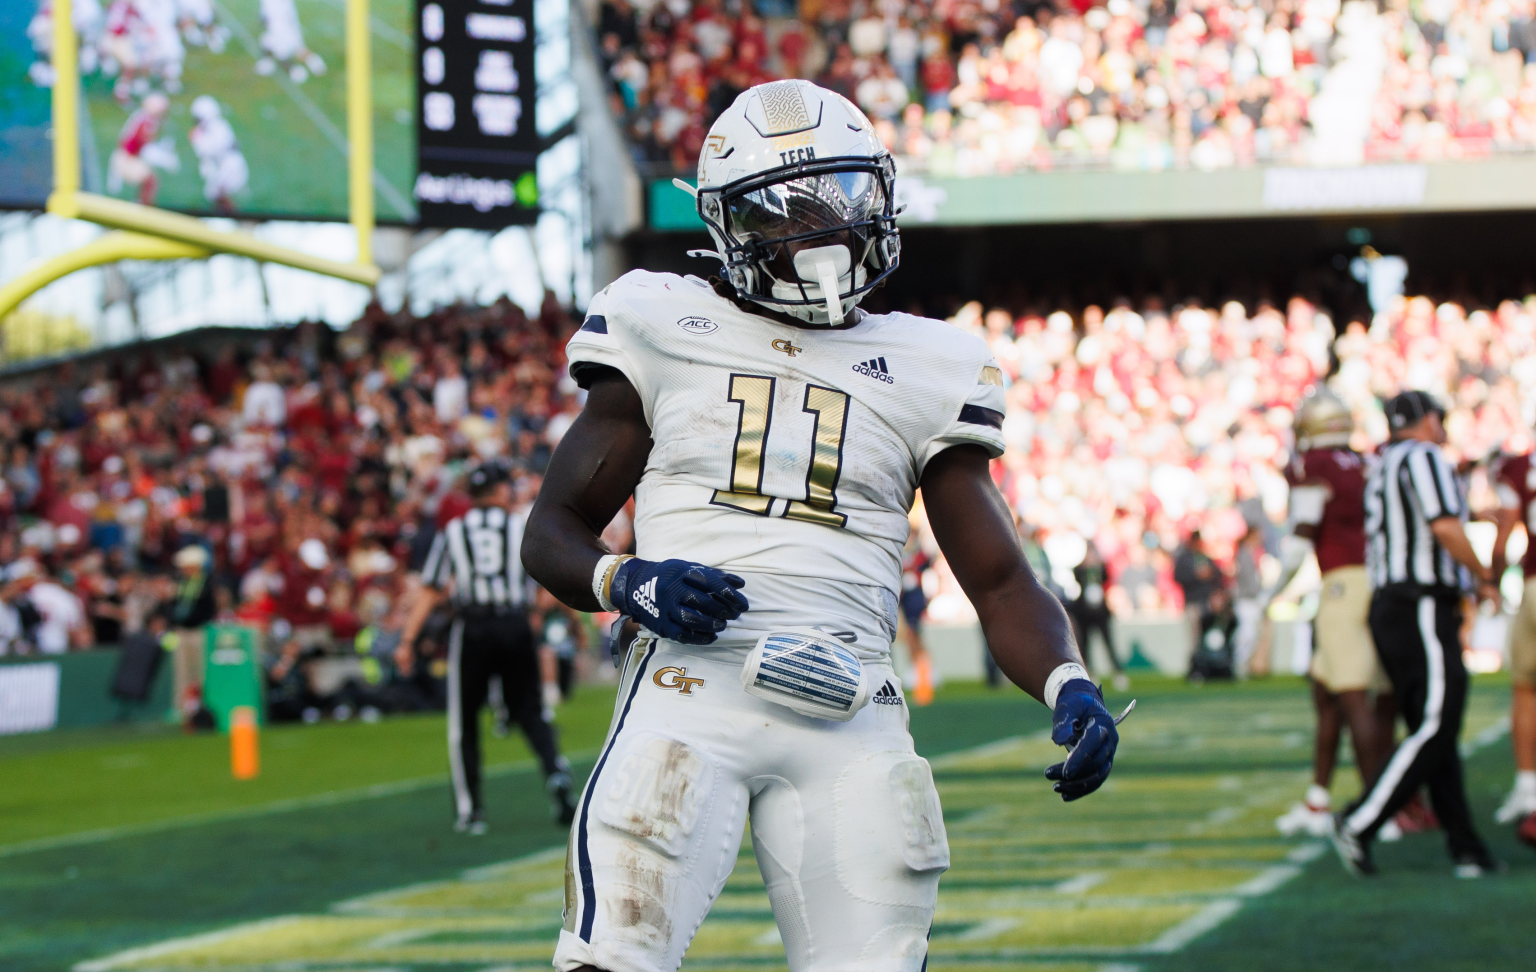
[873,681,904,705]
[852,357,894,384]
[631,578,660,618]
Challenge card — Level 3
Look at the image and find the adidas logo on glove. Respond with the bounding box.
[631,577,660,618]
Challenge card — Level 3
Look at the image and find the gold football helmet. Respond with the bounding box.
[1294,387,1354,450]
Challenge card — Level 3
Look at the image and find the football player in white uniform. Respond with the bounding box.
[524,80,1120,972]
[189,95,248,212]
[255,0,325,83]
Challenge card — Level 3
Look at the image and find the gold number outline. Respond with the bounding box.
[784,384,850,527]
[710,373,776,516]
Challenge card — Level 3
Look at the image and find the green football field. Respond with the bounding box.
[1,675,1530,972]
[78,0,417,221]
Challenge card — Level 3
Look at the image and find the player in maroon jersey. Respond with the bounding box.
[108,93,170,206]
[1489,451,1536,840]
[1271,389,1396,837]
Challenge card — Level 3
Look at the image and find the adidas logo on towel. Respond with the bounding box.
[873,681,904,705]
[851,357,894,384]
[632,577,660,618]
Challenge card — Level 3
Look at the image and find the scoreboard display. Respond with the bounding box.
[414,0,539,228]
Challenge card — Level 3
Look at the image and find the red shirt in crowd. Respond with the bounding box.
[1286,447,1367,574]
[280,562,330,627]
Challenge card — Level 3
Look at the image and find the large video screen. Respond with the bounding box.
[0,0,420,222]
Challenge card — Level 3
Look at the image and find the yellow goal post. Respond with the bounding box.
[0,0,382,321]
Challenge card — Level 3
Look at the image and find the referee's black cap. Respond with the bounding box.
[466,463,507,498]
[1384,389,1446,432]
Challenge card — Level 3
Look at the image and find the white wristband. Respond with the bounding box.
[1043,663,1092,709]
[592,554,631,612]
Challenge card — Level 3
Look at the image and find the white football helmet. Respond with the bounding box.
[688,80,900,326]
[191,95,222,123]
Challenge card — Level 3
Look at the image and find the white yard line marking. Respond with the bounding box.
[1,752,593,859]
[1053,872,1108,895]
[75,846,566,971]
[1462,714,1511,757]
[73,916,304,972]
[929,729,1051,769]
[309,0,413,50]
[955,917,1020,941]
[1144,899,1243,954]
[331,846,567,914]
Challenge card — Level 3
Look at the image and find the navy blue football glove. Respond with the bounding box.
[1043,678,1119,802]
[610,557,749,645]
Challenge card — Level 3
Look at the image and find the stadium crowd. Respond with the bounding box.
[596,0,1536,175]
[0,294,603,718]
[921,289,1536,622]
[3,281,1535,702]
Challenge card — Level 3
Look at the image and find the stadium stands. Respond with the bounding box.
[2,285,1533,657]
[595,0,1536,174]
[0,295,586,696]
[927,291,1536,620]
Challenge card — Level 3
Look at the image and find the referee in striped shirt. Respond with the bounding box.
[402,465,575,834]
[1331,391,1498,877]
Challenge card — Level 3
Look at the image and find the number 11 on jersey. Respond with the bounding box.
[711,373,850,527]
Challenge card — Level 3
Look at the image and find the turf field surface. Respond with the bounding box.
[2,676,1530,972]
[76,0,417,221]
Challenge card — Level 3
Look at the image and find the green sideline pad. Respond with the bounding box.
[1,677,1531,972]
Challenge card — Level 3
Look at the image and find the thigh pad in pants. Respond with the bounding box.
[559,728,740,972]
[751,748,950,972]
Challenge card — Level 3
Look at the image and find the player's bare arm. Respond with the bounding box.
[922,444,1121,801]
[1491,502,1519,580]
[522,370,652,610]
[522,368,748,643]
[920,444,1078,697]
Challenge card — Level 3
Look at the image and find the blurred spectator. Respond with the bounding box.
[1071,542,1127,686]
[2,560,89,654]
[242,364,286,428]
[1175,529,1223,649]
[535,586,587,701]
[1231,527,1268,676]
[167,544,217,713]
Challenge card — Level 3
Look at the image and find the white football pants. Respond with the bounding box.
[554,637,948,972]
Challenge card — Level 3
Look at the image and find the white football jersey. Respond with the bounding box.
[566,272,1005,654]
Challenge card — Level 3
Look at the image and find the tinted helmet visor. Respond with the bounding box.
[721,164,890,286]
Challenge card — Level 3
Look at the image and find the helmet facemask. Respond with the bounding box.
[698,157,900,326]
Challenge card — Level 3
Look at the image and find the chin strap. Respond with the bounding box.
[812,254,844,325]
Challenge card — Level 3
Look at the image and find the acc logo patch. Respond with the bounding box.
[677,316,719,335]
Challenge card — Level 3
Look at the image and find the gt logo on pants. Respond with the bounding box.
[652,667,705,695]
